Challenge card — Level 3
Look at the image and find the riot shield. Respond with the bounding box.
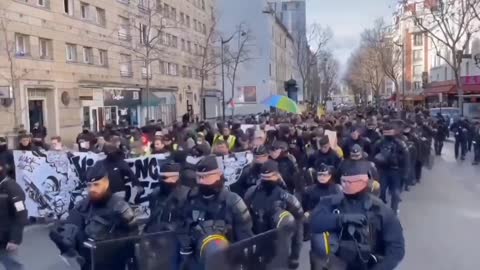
[205,227,294,270]
[83,230,178,270]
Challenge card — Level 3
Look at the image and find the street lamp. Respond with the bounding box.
[220,30,246,121]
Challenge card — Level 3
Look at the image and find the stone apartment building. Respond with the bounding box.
[0,0,217,144]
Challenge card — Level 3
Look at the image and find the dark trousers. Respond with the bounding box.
[414,160,422,183]
[434,139,444,155]
[454,139,467,159]
[379,169,401,211]
[468,138,473,152]
[474,142,480,163]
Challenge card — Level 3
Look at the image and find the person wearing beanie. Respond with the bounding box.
[244,160,304,269]
[49,161,138,270]
[181,155,253,255]
[309,158,405,270]
[269,140,299,194]
[308,135,342,172]
[143,162,190,233]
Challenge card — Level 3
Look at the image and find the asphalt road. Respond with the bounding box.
[7,142,480,270]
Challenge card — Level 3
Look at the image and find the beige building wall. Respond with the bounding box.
[272,17,295,96]
[0,0,216,144]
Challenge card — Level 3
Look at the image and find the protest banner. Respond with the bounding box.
[14,150,253,219]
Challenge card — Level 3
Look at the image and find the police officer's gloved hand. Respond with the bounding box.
[338,214,367,226]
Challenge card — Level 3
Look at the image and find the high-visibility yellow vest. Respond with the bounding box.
[213,135,236,150]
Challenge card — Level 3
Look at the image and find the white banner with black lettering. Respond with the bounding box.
[14,150,253,218]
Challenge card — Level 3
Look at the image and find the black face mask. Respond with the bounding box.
[384,135,395,140]
[33,141,43,147]
[198,180,223,197]
[0,145,7,152]
[261,180,277,192]
[159,180,178,194]
[82,130,89,134]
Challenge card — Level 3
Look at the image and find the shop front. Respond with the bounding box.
[140,88,177,126]
[102,88,141,127]
[425,77,480,108]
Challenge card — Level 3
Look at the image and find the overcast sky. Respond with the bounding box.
[306,0,397,72]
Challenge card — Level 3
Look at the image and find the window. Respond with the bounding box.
[181,39,185,51]
[142,63,152,78]
[186,15,190,27]
[15,34,30,56]
[193,19,197,31]
[187,41,191,53]
[166,33,172,46]
[413,65,422,77]
[201,0,205,10]
[413,49,422,61]
[414,33,423,46]
[159,61,167,75]
[414,81,422,90]
[99,49,108,66]
[118,16,130,40]
[120,54,132,76]
[80,2,90,20]
[138,0,146,10]
[95,7,106,26]
[466,61,470,75]
[282,3,288,10]
[37,0,46,7]
[168,63,177,76]
[83,47,93,64]
[202,24,206,34]
[39,38,53,60]
[64,0,73,15]
[156,0,162,12]
[414,18,423,26]
[194,44,198,55]
[163,3,170,18]
[140,23,147,44]
[171,35,178,48]
[182,65,187,77]
[66,43,77,62]
[180,12,185,24]
[188,67,193,78]
[171,7,176,21]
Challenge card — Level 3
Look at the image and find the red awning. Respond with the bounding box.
[424,84,455,96]
[462,84,480,93]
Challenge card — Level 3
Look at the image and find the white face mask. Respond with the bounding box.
[80,142,89,149]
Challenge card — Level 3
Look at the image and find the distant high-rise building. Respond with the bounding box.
[267,0,306,42]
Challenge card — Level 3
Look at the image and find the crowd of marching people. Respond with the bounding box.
[0,105,477,270]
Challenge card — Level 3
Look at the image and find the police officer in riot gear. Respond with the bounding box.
[303,163,342,217]
[244,160,304,269]
[372,124,409,213]
[142,163,190,233]
[473,122,480,165]
[0,159,28,270]
[49,161,138,270]
[450,117,469,160]
[181,155,253,266]
[400,123,419,191]
[342,127,371,159]
[364,119,381,146]
[337,144,380,196]
[309,161,405,270]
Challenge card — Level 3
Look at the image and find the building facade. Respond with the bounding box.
[392,0,432,105]
[216,0,298,116]
[0,0,217,144]
[267,0,305,101]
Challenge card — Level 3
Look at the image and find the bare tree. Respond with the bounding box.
[362,18,402,100]
[191,18,222,119]
[317,50,339,104]
[224,26,255,116]
[0,7,28,132]
[411,0,480,112]
[294,24,333,103]
[107,0,173,121]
